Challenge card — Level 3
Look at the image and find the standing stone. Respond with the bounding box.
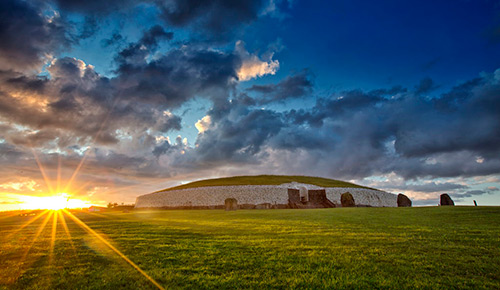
[397,194,412,207]
[308,189,327,203]
[440,194,455,206]
[287,188,300,203]
[341,192,355,207]
[225,198,238,211]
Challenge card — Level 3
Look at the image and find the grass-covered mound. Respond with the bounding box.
[157,175,373,192]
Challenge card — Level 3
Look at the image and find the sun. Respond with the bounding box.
[17,193,90,210]
[44,194,68,210]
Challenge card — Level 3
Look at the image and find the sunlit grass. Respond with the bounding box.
[0,210,164,289]
[1,207,499,289]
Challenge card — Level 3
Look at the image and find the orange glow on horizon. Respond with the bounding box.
[12,193,92,210]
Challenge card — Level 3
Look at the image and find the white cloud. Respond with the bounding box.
[195,115,212,133]
[0,180,38,192]
[235,40,279,81]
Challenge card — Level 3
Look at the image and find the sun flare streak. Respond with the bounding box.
[49,211,58,265]
[31,148,55,194]
[58,211,76,254]
[4,210,50,240]
[20,211,53,263]
[63,210,165,290]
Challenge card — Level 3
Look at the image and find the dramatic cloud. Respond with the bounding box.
[157,0,267,39]
[51,0,139,14]
[0,0,71,71]
[235,41,279,81]
[160,71,500,184]
[1,0,499,208]
[0,53,185,150]
[248,70,313,103]
[114,36,240,106]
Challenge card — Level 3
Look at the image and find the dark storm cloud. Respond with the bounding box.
[2,0,499,198]
[0,70,48,93]
[0,55,184,150]
[141,25,174,46]
[8,129,61,147]
[0,0,71,71]
[0,20,245,171]
[156,114,182,132]
[397,182,467,193]
[153,141,171,158]
[115,25,173,66]
[115,44,240,107]
[49,0,269,39]
[51,0,139,14]
[0,142,24,162]
[286,89,385,128]
[48,0,270,42]
[166,68,500,181]
[395,83,500,160]
[451,187,499,199]
[268,126,331,150]
[156,0,267,40]
[194,106,283,163]
[248,70,313,104]
[155,97,283,168]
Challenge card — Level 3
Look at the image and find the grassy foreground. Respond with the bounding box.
[1,207,499,289]
[159,175,371,192]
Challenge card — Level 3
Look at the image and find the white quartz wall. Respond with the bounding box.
[135,185,289,208]
[135,183,397,208]
[325,188,397,207]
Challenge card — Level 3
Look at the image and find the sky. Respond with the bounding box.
[1,0,500,210]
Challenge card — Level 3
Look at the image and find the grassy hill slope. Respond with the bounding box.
[157,175,374,192]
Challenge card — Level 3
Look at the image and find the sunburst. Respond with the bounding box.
[2,135,164,288]
[3,209,164,289]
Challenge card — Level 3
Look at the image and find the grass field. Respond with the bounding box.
[1,207,499,289]
[159,175,372,192]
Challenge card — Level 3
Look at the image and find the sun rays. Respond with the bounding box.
[63,210,165,290]
[20,210,53,264]
[49,211,57,265]
[57,210,76,254]
[2,209,164,289]
[1,93,164,288]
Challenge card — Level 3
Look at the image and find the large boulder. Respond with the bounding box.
[397,194,412,207]
[341,192,355,207]
[225,198,238,210]
[440,194,454,206]
[308,189,327,203]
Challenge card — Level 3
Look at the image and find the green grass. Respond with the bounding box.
[158,175,372,192]
[1,207,500,289]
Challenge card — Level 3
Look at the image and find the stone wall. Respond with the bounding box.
[135,183,397,208]
[325,188,397,207]
[135,185,290,208]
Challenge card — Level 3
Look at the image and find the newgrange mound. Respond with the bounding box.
[135,175,399,209]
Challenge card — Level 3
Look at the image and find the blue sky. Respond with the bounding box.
[1,0,500,209]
